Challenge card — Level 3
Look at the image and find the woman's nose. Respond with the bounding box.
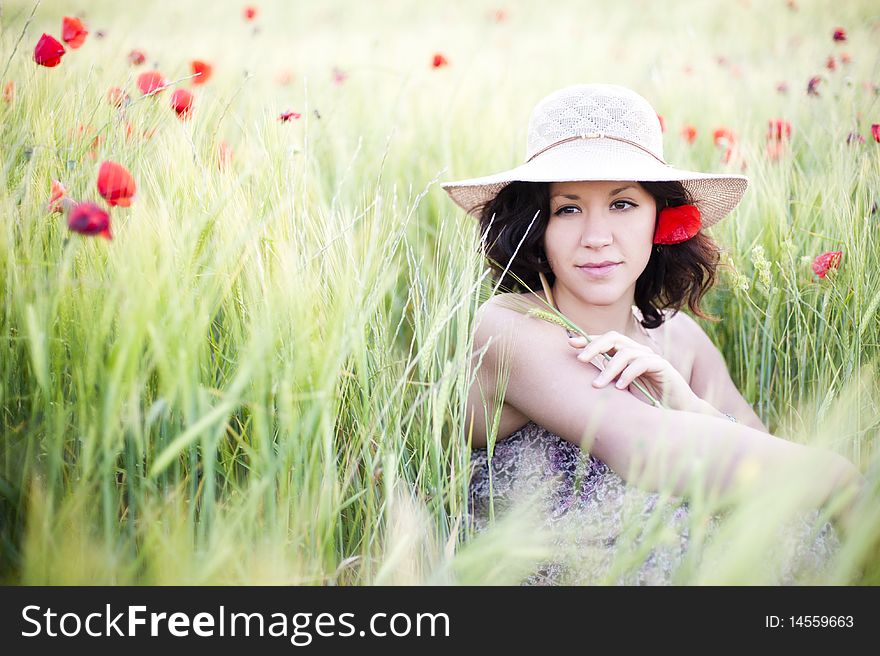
[580,220,613,248]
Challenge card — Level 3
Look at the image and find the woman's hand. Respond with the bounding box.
[568,331,703,412]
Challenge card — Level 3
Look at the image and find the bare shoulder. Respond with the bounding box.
[474,292,547,339]
[661,308,714,354]
[473,293,549,364]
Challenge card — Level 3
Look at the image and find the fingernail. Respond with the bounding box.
[615,380,626,389]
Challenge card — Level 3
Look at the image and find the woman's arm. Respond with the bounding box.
[475,300,861,511]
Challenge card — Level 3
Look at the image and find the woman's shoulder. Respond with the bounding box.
[474,292,561,351]
[658,308,708,345]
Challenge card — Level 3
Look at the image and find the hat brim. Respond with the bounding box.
[440,139,748,229]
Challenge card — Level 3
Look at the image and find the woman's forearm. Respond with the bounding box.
[685,396,770,433]
[615,406,861,510]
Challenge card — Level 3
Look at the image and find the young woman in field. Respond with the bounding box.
[440,83,865,584]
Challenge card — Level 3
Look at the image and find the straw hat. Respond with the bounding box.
[440,83,748,230]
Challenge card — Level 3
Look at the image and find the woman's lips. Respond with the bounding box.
[577,263,621,278]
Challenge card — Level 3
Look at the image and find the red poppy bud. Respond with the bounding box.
[62,16,88,49]
[653,204,702,245]
[191,60,212,85]
[812,251,842,278]
[68,201,112,240]
[48,179,67,213]
[97,160,136,207]
[681,125,697,144]
[170,88,194,118]
[712,127,735,148]
[128,49,146,66]
[33,33,66,67]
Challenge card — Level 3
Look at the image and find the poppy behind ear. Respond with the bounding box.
[653,204,702,244]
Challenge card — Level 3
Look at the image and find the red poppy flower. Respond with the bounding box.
[137,70,166,95]
[48,179,67,213]
[812,251,841,278]
[2,80,14,103]
[681,125,697,144]
[656,114,666,133]
[61,16,88,49]
[712,127,736,148]
[493,9,508,22]
[128,49,146,66]
[776,81,789,94]
[825,55,836,72]
[107,86,130,108]
[871,124,880,143]
[170,88,194,118]
[97,160,136,207]
[68,201,112,240]
[846,132,865,145]
[244,5,258,20]
[653,204,702,245]
[832,28,846,42]
[786,0,798,10]
[840,52,851,65]
[279,110,301,121]
[431,53,449,68]
[807,76,821,96]
[767,118,791,142]
[33,33,66,67]
[218,141,234,170]
[191,60,212,85]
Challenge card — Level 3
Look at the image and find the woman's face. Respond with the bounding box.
[543,180,657,306]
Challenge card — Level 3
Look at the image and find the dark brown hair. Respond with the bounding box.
[475,180,721,329]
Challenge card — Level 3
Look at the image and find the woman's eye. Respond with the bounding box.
[553,201,637,216]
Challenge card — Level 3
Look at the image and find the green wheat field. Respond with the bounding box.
[1,0,879,585]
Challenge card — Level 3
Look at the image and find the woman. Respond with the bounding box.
[440,83,865,585]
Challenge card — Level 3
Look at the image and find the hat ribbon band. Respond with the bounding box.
[525,132,671,166]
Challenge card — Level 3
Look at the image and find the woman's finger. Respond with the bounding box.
[578,336,618,363]
[614,359,653,389]
[592,348,639,386]
[577,332,651,363]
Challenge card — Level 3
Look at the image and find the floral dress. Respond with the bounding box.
[467,420,843,585]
